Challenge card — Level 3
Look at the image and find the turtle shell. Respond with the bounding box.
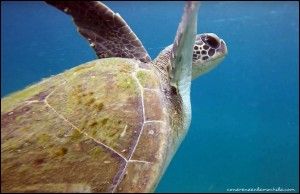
[1,58,173,192]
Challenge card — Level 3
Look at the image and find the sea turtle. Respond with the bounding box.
[1,1,227,193]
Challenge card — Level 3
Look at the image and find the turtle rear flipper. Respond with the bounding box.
[45,1,151,63]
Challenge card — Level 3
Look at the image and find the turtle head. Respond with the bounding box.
[192,33,227,79]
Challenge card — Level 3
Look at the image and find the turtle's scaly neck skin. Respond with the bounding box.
[152,45,188,152]
[152,34,227,151]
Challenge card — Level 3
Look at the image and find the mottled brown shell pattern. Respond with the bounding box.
[1,58,172,193]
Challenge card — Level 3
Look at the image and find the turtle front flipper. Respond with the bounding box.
[168,2,200,132]
[170,2,200,89]
[45,1,151,63]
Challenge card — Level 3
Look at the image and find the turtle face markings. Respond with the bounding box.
[192,34,219,62]
[201,33,220,49]
[192,33,228,79]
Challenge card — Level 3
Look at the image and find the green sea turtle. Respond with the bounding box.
[1,1,227,193]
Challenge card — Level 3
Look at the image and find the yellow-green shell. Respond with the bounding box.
[1,58,174,193]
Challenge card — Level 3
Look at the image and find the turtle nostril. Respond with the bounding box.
[205,35,220,49]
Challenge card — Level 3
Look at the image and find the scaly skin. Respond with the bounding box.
[1,58,185,193]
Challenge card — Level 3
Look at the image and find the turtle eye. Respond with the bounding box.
[205,35,220,49]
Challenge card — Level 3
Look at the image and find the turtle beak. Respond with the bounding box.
[219,39,228,56]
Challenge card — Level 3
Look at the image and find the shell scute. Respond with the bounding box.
[1,58,169,192]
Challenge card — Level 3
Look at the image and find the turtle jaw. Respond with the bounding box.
[192,55,225,79]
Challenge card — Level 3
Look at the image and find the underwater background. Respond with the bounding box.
[1,1,299,192]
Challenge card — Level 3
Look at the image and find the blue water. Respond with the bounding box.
[1,1,299,192]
